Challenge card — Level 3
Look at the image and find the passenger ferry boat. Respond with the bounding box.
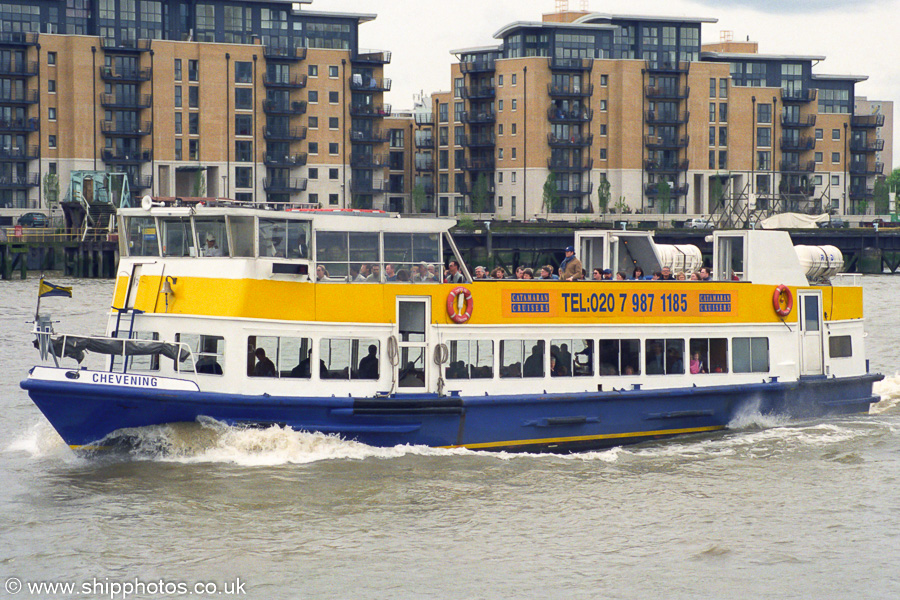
[21,198,883,452]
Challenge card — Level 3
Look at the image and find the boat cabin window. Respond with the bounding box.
[383,232,441,283]
[159,217,194,257]
[195,218,229,257]
[689,338,728,374]
[259,218,311,259]
[598,339,641,375]
[646,338,684,375]
[176,333,224,375]
[500,340,545,378]
[829,335,853,359]
[315,231,380,281]
[716,236,745,281]
[320,338,380,380]
[247,335,312,379]
[445,340,493,379]
[229,216,256,257]
[125,331,160,372]
[124,217,159,257]
[733,337,769,373]
[551,339,594,377]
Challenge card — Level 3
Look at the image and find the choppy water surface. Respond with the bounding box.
[2,277,899,600]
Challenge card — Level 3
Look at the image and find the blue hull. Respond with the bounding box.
[21,374,882,452]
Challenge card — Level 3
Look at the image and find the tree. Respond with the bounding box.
[873,177,890,215]
[887,167,900,213]
[43,173,60,212]
[542,172,560,214]
[193,170,206,197]
[596,177,611,213]
[710,176,724,211]
[614,196,629,214]
[471,173,490,214]
[656,180,672,215]
[411,182,427,213]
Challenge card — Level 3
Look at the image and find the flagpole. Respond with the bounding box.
[35,275,43,323]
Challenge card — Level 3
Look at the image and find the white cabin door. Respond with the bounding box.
[396,297,430,391]
[798,290,824,375]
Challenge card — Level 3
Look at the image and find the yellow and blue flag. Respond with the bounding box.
[39,279,73,298]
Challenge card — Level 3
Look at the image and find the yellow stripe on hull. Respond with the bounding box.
[448,425,726,450]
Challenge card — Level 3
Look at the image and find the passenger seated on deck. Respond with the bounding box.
[523,344,544,378]
[446,360,467,379]
[646,342,665,375]
[253,348,277,377]
[357,344,379,380]
[690,352,705,374]
[666,347,683,374]
[195,338,223,375]
[292,357,311,378]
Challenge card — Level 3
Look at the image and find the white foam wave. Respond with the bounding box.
[4,421,76,461]
[871,373,900,414]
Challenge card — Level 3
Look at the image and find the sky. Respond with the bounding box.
[319,0,899,167]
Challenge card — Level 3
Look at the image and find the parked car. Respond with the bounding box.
[688,217,713,229]
[17,212,48,227]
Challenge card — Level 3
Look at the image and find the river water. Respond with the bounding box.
[1,277,899,600]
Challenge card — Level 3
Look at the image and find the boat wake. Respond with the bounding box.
[871,373,900,414]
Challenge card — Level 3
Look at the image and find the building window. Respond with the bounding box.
[329,65,339,78]
[719,103,727,122]
[831,174,840,186]
[498,148,504,160]
[600,100,607,111]
[48,107,56,121]
[511,123,517,135]
[757,103,771,124]
[599,148,607,160]
[599,124,606,136]
[49,162,56,175]
[189,86,199,108]
[329,168,339,180]
[189,113,199,135]
[512,73,517,86]
[512,99,517,110]
[815,152,823,163]
[757,127,770,147]
[719,78,727,98]
[709,150,715,169]
[718,150,727,170]
[329,142,339,155]
[309,193,318,204]
[174,59,181,81]
[454,77,464,97]
[832,152,841,164]
[189,139,200,160]
[757,151,770,170]
[308,65,318,77]
[498,124,504,136]
[709,102,715,122]
[188,60,199,82]
[235,167,252,188]
[175,86,182,108]
[498,100,503,111]
[235,62,252,84]
[309,168,318,179]
[439,103,448,122]
[309,142,319,154]
[308,116,318,129]
[719,126,727,146]
[48,80,56,93]
[709,126,716,146]
[600,74,608,86]
[329,117,339,129]
[511,148,517,159]
[309,90,318,103]
[175,139,182,160]
[329,193,339,205]
[48,52,57,66]
[390,129,404,148]
[511,196,516,215]
[48,135,57,149]
[814,175,823,186]
[329,91,339,103]
[498,75,503,86]
[815,128,823,140]
[832,128,841,141]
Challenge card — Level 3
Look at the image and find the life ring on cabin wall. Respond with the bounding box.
[447,286,474,324]
[773,284,793,317]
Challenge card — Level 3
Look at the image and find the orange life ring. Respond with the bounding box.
[773,284,793,317]
[447,286,474,324]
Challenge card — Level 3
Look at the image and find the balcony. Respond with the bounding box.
[350,129,389,143]
[415,133,433,149]
[349,103,392,118]
[781,114,816,128]
[549,57,593,71]
[645,59,690,73]
[461,85,495,99]
[100,93,152,109]
[263,100,307,116]
[549,198,591,214]
[459,59,496,74]
[645,183,690,197]
[850,138,885,152]
[0,118,39,133]
[779,159,816,173]
[464,158,495,171]
[263,46,307,61]
[462,133,496,147]
[349,179,385,194]
[128,174,152,189]
[0,172,39,188]
[780,135,816,151]
[353,49,391,64]
[415,112,434,125]
[548,133,593,147]
[101,149,152,163]
[0,59,38,77]
[263,74,307,89]
[265,153,307,167]
[644,159,689,173]
[851,114,885,128]
[263,177,308,193]
[0,88,38,105]
[781,88,817,103]
[0,145,39,160]
[850,161,884,176]
[644,135,690,149]
[100,66,152,82]
[460,110,496,124]
[350,153,388,168]
[100,37,151,52]
[645,110,690,125]
[645,85,690,99]
[415,157,434,171]
[0,31,38,46]
[547,107,592,123]
[100,120,152,136]
[349,75,392,92]
[548,158,593,171]
[548,83,593,97]
[557,182,594,196]
[848,185,875,199]
[264,126,307,141]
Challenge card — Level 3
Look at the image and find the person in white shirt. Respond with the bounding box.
[204,233,223,257]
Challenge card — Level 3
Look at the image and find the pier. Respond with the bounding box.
[0,228,119,280]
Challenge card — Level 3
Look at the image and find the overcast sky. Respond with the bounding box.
[320,0,899,166]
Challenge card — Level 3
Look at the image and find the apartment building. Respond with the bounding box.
[0,0,393,222]
[419,10,893,220]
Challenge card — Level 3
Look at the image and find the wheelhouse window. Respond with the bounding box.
[598,339,641,375]
[177,334,224,375]
[194,218,229,257]
[500,340,544,378]
[689,338,728,374]
[446,340,493,379]
[550,339,593,377]
[124,216,159,256]
[829,335,852,359]
[733,337,769,373]
[645,339,684,375]
[248,335,312,379]
[320,338,380,380]
[258,218,310,259]
[159,217,194,257]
